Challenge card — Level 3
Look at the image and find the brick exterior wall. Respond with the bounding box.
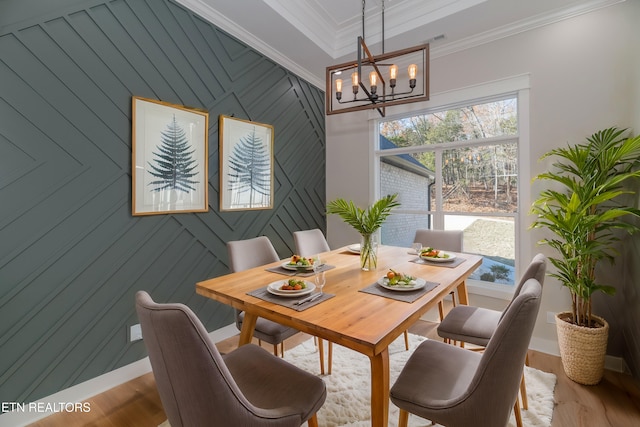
[380,162,432,247]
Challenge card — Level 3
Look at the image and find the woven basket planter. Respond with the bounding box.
[556,311,609,385]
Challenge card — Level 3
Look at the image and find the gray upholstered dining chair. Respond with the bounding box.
[227,236,299,357]
[135,291,326,427]
[293,229,331,257]
[228,236,329,375]
[414,229,464,319]
[390,277,543,427]
[293,228,334,374]
[407,229,464,349]
[436,253,547,426]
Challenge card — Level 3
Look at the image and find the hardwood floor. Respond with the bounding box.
[28,319,640,427]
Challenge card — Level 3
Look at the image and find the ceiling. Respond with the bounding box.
[175,0,623,88]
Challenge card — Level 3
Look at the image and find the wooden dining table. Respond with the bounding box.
[196,244,482,427]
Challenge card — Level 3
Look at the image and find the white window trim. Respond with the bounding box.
[371,74,531,299]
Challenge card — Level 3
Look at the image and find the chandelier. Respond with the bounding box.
[325,0,430,117]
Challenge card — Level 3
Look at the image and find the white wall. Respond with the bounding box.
[326,1,640,355]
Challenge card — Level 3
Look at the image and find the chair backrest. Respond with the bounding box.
[135,291,263,426]
[413,229,463,252]
[500,253,546,321]
[462,278,543,426]
[227,236,280,273]
[293,229,330,257]
[514,253,547,294]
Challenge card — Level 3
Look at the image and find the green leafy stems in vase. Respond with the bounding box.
[359,233,378,271]
[326,194,400,271]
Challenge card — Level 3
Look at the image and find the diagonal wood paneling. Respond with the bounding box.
[0,0,326,404]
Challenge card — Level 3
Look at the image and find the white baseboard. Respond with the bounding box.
[529,336,560,357]
[529,336,629,374]
[0,323,238,427]
[605,354,631,374]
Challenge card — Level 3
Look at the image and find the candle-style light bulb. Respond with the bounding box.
[368,71,378,99]
[390,65,398,80]
[351,72,359,96]
[389,64,398,88]
[408,64,418,79]
[369,71,377,87]
[335,78,343,101]
[408,64,418,89]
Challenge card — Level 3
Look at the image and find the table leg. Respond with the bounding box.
[318,338,326,375]
[239,312,258,346]
[456,280,469,306]
[369,348,390,427]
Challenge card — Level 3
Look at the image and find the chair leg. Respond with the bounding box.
[520,353,529,409]
[318,338,325,375]
[273,343,278,357]
[398,409,409,427]
[514,394,523,427]
[520,372,528,410]
[317,339,334,375]
[438,301,452,345]
[449,291,458,346]
[438,301,445,321]
[404,329,409,350]
[307,413,319,427]
[439,291,457,321]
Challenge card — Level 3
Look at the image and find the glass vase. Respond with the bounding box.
[360,234,378,271]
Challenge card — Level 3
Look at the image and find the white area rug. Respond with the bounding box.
[159,333,556,427]
[284,334,556,427]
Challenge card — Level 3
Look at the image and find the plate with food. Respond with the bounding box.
[419,247,456,262]
[347,244,361,254]
[267,279,315,297]
[282,255,317,271]
[377,270,426,291]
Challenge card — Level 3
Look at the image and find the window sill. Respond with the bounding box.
[466,279,514,301]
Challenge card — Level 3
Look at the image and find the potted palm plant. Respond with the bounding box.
[327,194,400,271]
[530,127,640,384]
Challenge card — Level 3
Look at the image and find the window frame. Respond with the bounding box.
[372,75,531,299]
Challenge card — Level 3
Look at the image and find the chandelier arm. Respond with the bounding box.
[336,87,415,105]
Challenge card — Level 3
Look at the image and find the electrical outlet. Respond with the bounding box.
[546,311,556,324]
[130,324,143,341]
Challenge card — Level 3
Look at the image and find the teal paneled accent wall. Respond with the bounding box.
[0,0,326,404]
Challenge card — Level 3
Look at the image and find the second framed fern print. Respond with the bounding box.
[219,115,274,211]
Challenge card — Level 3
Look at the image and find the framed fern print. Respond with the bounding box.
[132,97,209,216]
[219,115,274,211]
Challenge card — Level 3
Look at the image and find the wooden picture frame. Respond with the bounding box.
[132,96,209,216]
[219,115,274,211]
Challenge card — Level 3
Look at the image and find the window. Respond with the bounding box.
[378,96,519,287]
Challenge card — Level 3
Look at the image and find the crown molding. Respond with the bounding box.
[430,0,626,59]
[332,0,486,58]
[262,0,338,55]
[174,0,324,88]
[175,0,625,90]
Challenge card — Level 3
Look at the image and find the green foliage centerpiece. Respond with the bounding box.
[530,127,640,384]
[327,194,400,270]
